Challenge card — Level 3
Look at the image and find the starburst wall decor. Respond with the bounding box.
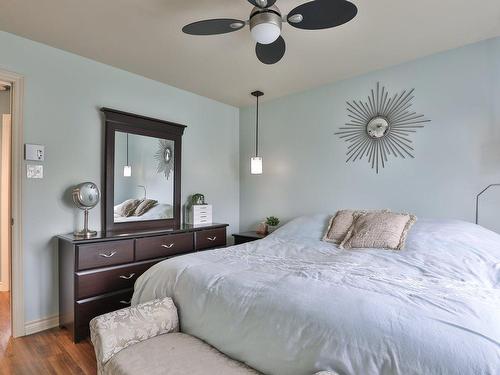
[335,82,430,173]
[154,139,174,179]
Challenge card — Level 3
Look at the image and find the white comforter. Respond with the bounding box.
[132,216,500,375]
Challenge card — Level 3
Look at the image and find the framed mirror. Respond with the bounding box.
[102,108,186,232]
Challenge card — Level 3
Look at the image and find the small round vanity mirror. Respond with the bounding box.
[73,182,100,209]
[366,116,389,139]
[72,182,100,238]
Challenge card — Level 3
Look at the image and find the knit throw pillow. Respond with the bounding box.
[322,210,364,244]
[340,211,417,250]
[134,199,158,216]
[116,199,142,217]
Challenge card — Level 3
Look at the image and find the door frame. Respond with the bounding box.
[0,68,24,337]
[0,113,11,292]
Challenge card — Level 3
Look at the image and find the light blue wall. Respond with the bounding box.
[0,31,240,323]
[240,37,500,234]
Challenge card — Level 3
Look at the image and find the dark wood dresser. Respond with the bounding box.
[58,223,228,342]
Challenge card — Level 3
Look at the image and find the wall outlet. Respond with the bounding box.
[25,144,45,161]
[27,164,43,179]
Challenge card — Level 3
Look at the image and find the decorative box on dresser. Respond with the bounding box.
[58,223,228,342]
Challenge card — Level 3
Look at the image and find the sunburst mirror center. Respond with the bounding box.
[367,116,389,139]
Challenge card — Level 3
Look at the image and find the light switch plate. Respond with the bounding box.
[25,144,45,161]
[27,164,43,179]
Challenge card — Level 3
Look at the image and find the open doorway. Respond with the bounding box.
[0,69,23,341]
[0,81,11,350]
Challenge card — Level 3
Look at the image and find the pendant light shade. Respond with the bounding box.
[124,133,132,177]
[123,165,132,177]
[251,157,263,174]
[251,90,264,175]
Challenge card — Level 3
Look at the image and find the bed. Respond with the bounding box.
[132,215,500,375]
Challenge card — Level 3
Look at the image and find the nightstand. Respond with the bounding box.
[232,231,266,245]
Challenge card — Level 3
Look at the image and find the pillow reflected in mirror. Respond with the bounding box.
[114,199,142,217]
[134,199,158,216]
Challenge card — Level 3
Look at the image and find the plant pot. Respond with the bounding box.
[267,225,278,233]
[256,222,267,235]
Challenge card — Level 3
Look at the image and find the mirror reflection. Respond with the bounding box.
[114,131,174,223]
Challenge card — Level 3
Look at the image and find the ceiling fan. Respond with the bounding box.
[182,0,358,65]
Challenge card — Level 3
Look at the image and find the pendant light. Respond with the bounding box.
[123,133,132,177]
[251,90,264,175]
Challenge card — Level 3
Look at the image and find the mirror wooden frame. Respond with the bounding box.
[102,108,186,233]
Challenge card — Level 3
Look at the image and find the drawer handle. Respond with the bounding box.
[119,273,136,280]
[120,300,131,305]
[99,251,117,258]
[161,243,174,249]
[207,236,217,241]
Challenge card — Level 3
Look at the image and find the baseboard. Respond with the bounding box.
[24,315,59,336]
[0,281,8,292]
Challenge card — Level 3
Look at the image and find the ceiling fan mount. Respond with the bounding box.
[182,0,358,65]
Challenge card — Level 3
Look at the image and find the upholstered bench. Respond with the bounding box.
[90,297,337,375]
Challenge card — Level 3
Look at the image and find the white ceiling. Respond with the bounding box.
[0,0,499,107]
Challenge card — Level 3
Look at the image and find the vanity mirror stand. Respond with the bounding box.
[58,108,228,342]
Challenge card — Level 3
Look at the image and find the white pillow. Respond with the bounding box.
[140,203,173,220]
[270,214,331,241]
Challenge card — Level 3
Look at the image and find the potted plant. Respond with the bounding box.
[265,216,280,233]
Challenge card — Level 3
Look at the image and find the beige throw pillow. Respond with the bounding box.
[323,210,363,244]
[322,209,391,244]
[116,199,142,217]
[340,211,417,250]
[134,199,158,216]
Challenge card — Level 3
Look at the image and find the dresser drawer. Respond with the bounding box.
[77,240,134,271]
[76,260,161,300]
[135,233,194,261]
[75,289,133,341]
[195,227,226,250]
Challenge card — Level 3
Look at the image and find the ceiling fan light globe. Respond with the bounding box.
[250,9,282,45]
[251,23,281,44]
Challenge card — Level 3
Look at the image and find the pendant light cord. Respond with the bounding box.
[126,133,129,165]
[255,95,259,157]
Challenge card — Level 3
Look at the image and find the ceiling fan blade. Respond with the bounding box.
[182,19,246,35]
[287,0,357,30]
[247,0,277,9]
[255,36,286,64]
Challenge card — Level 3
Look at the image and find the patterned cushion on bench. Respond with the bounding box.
[90,297,179,371]
[104,332,261,375]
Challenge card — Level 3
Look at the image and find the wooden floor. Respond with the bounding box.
[0,292,97,374]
